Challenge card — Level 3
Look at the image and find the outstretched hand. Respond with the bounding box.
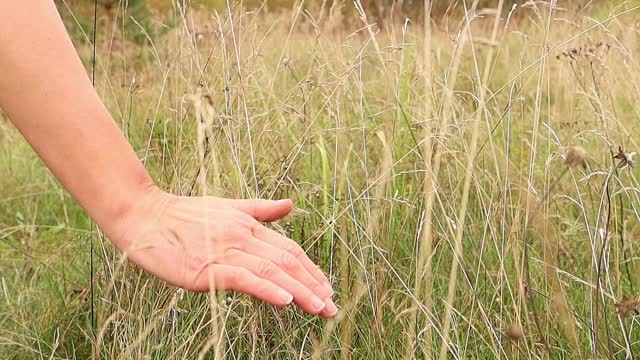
[108,188,337,318]
[0,0,337,318]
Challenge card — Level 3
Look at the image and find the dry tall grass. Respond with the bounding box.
[2,1,640,358]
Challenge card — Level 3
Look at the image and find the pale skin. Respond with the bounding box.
[0,1,337,317]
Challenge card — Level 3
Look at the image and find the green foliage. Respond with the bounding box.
[5,1,640,358]
[57,0,162,44]
[123,0,157,44]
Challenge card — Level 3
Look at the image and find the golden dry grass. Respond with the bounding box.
[3,1,640,358]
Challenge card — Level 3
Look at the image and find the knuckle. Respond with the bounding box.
[279,251,299,270]
[222,267,243,286]
[257,260,278,279]
[285,240,304,258]
[237,211,259,228]
[250,223,261,237]
[251,225,266,238]
[247,200,259,215]
[301,288,316,301]
[310,282,326,296]
[248,221,261,236]
[223,247,242,260]
[314,265,327,278]
[228,235,248,252]
[230,226,252,240]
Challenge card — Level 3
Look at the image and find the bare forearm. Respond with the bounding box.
[0,1,154,232]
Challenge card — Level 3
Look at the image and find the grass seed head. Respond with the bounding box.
[565,146,587,169]
[615,296,640,319]
[506,324,524,341]
[614,146,635,168]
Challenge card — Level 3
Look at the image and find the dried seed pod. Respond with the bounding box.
[613,146,635,168]
[506,324,524,341]
[564,146,587,169]
[615,296,640,318]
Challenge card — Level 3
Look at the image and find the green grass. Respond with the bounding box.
[3,1,640,358]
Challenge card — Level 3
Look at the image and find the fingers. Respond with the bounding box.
[224,250,331,315]
[221,198,293,222]
[203,264,294,307]
[242,237,332,298]
[254,226,333,294]
[251,228,338,318]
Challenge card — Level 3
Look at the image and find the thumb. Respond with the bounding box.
[223,198,294,222]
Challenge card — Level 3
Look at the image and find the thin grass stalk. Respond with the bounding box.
[352,2,395,339]
[406,0,480,357]
[405,0,434,357]
[198,124,225,360]
[436,0,499,358]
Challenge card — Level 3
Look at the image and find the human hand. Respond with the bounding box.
[106,188,337,317]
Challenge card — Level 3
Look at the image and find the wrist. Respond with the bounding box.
[92,171,161,247]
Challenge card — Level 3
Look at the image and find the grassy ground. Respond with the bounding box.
[3,1,640,358]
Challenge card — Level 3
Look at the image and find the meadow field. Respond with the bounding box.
[2,1,640,358]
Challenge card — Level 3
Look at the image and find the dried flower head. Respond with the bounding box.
[564,146,587,169]
[556,42,611,63]
[613,146,635,169]
[506,324,524,341]
[614,296,640,319]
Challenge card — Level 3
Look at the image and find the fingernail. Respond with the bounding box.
[324,299,338,317]
[311,296,326,312]
[279,290,294,305]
